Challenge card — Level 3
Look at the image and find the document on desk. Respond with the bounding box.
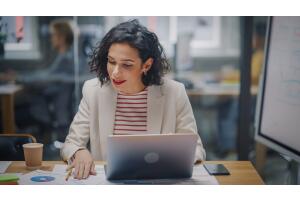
[186,165,219,185]
[0,161,12,173]
[52,164,219,185]
[52,164,111,185]
[118,165,219,185]
[18,165,111,185]
[18,164,218,185]
[18,170,66,185]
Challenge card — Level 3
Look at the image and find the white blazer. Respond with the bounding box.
[61,78,206,162]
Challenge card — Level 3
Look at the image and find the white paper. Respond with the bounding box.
[52,164,110,184]
[61,164,111,185]
[109,166,219,185]
[52,164,68,174]
[188,165,219,185]
[52,164,218,185]
[18,164,218,185]
[18,170,68,185]
[18,165,111,185]
[0,161,12,173]
[52,164,104,175]
[0,173,23,178]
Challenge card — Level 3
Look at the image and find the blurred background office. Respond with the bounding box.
[0,16,292,183]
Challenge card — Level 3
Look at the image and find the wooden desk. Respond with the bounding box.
[0,84,22,133]
[5,160,264,185]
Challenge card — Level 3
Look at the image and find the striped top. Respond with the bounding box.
[113,88,148,135]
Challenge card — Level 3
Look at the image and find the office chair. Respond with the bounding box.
[0,134,37,161]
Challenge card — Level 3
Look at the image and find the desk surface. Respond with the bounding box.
[5,161,264,185]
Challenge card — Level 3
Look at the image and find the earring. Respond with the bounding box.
[143,71,147,76]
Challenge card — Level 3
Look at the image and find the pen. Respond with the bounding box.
[65,167,73,181]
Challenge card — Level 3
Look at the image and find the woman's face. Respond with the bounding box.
[50,29,64,50]
[107,43,152,94]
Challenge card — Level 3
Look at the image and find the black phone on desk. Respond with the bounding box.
[203,164,230,175]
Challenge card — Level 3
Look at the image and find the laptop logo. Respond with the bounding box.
[144,152,159,164]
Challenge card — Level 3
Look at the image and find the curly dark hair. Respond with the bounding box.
[89,19,170,86]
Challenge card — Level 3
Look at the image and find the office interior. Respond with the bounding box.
[0,16,296,184]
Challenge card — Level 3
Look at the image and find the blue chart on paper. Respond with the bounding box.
[31,176,55,182]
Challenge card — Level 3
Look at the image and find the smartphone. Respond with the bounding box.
[203,164,230,175]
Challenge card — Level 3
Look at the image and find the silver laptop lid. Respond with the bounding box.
[105,133,197,180]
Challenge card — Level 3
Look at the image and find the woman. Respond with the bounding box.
[28,19,74,142]
[61,19,205,179]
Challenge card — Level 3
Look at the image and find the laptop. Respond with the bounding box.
[105,133,197,180]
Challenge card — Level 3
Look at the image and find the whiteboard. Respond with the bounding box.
[256,16,300,162]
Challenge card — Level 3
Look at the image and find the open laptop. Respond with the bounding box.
[105,133,197,180]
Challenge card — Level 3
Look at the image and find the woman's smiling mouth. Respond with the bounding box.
[112,79,127,85]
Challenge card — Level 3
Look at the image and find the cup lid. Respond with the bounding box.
[23,143,43,148]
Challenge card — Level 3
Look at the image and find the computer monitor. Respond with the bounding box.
[255,16,300,162]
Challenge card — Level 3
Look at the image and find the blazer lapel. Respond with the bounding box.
[98,83,117,158]
[147,85,165,134]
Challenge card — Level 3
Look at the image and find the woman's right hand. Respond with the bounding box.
[69,149,96,179]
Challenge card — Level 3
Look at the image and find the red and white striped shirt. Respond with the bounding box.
[113,88,148,135]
